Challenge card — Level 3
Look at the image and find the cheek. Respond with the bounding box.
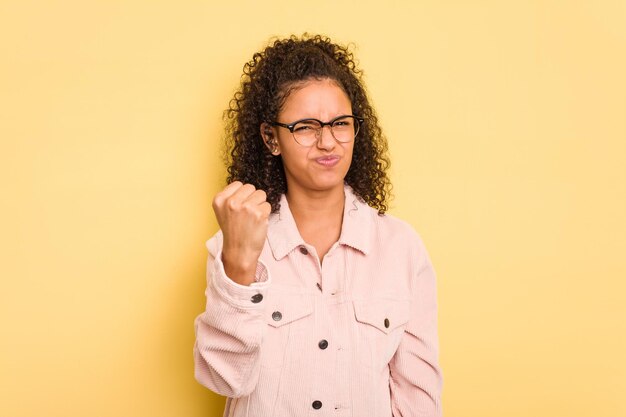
[343,144,355,161]
[280,147,307,169]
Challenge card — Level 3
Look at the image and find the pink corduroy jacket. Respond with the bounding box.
[194,185,443,416]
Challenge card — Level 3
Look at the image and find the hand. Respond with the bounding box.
[212,181,271,285]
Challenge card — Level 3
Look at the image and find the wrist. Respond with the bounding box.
[222,253,258,286]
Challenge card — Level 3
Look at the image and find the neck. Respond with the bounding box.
[285,183,345,226]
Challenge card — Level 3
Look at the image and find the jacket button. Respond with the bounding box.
[318,339,328,350]
[272,311,282,321]
[250,293,263,303]
[384,318,390,328]
[312,400,322,409]
[299,246,309,255]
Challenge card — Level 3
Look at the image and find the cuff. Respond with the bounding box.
[211,249,271,308]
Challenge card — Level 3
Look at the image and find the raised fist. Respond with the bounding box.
[211,181,271,285]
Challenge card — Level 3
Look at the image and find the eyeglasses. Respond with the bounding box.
[270,115,364,147]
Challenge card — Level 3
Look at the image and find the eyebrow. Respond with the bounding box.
[283,113,353,122]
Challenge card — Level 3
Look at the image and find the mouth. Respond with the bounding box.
[315,155,341,167]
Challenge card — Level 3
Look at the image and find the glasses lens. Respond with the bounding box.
[291,116,361,146]
[331,116,359,142]
[292,120,322,146]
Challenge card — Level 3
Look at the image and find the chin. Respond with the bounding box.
[286,166,350,193]
[308,177,346,192]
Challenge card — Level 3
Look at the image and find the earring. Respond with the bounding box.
[266,137,279,155]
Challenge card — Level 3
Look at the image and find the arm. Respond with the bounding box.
[389,235,443,417]
[193,234,271,398]
[194,181,272,396]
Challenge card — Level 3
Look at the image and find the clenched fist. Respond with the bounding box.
[212,181,272,285]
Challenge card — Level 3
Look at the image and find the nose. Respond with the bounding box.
[315,125,336,150]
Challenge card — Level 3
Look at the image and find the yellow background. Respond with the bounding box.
[1,1,625,416]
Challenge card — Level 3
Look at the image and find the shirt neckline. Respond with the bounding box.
[266,184,372,260]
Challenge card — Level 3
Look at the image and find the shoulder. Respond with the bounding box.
[346,185,423,247]
[370,208,425,246]
[362,206,432,267]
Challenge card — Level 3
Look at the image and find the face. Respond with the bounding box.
[261,78,354,196]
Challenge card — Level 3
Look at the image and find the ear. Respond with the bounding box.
[260,122,281,156]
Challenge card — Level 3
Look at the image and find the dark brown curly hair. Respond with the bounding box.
[223,33,391,214]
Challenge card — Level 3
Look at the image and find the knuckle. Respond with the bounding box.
[226,199,240,211]
[241,202,254,213]
[212,194,223,209]
[227,181,243,194]
[242,184,256,193]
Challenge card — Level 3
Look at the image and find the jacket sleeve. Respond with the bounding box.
[193,232,271,398]
[389,233,443,417]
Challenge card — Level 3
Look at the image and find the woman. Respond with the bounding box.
[194,34,443,417]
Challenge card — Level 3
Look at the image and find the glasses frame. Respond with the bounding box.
[270,114,365,146]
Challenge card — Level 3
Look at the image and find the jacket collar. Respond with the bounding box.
[267,184,372,261]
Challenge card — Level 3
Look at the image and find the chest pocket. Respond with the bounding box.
[353,298,411,369]
[260,291,314,369]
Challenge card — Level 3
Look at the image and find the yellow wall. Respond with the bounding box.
[1,1,624,416]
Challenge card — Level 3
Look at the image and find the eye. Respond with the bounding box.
[293,120,319,132]
[332,117,354,128]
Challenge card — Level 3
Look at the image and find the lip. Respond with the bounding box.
[315,155,341,167]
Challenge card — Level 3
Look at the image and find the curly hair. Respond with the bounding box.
[223,33,391,214]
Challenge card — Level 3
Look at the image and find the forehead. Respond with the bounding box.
[278,78,352,120]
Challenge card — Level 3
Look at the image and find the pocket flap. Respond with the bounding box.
[266,292,314,328]
[353,298,411,334]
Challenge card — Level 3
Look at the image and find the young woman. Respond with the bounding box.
[194,34,443,417]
